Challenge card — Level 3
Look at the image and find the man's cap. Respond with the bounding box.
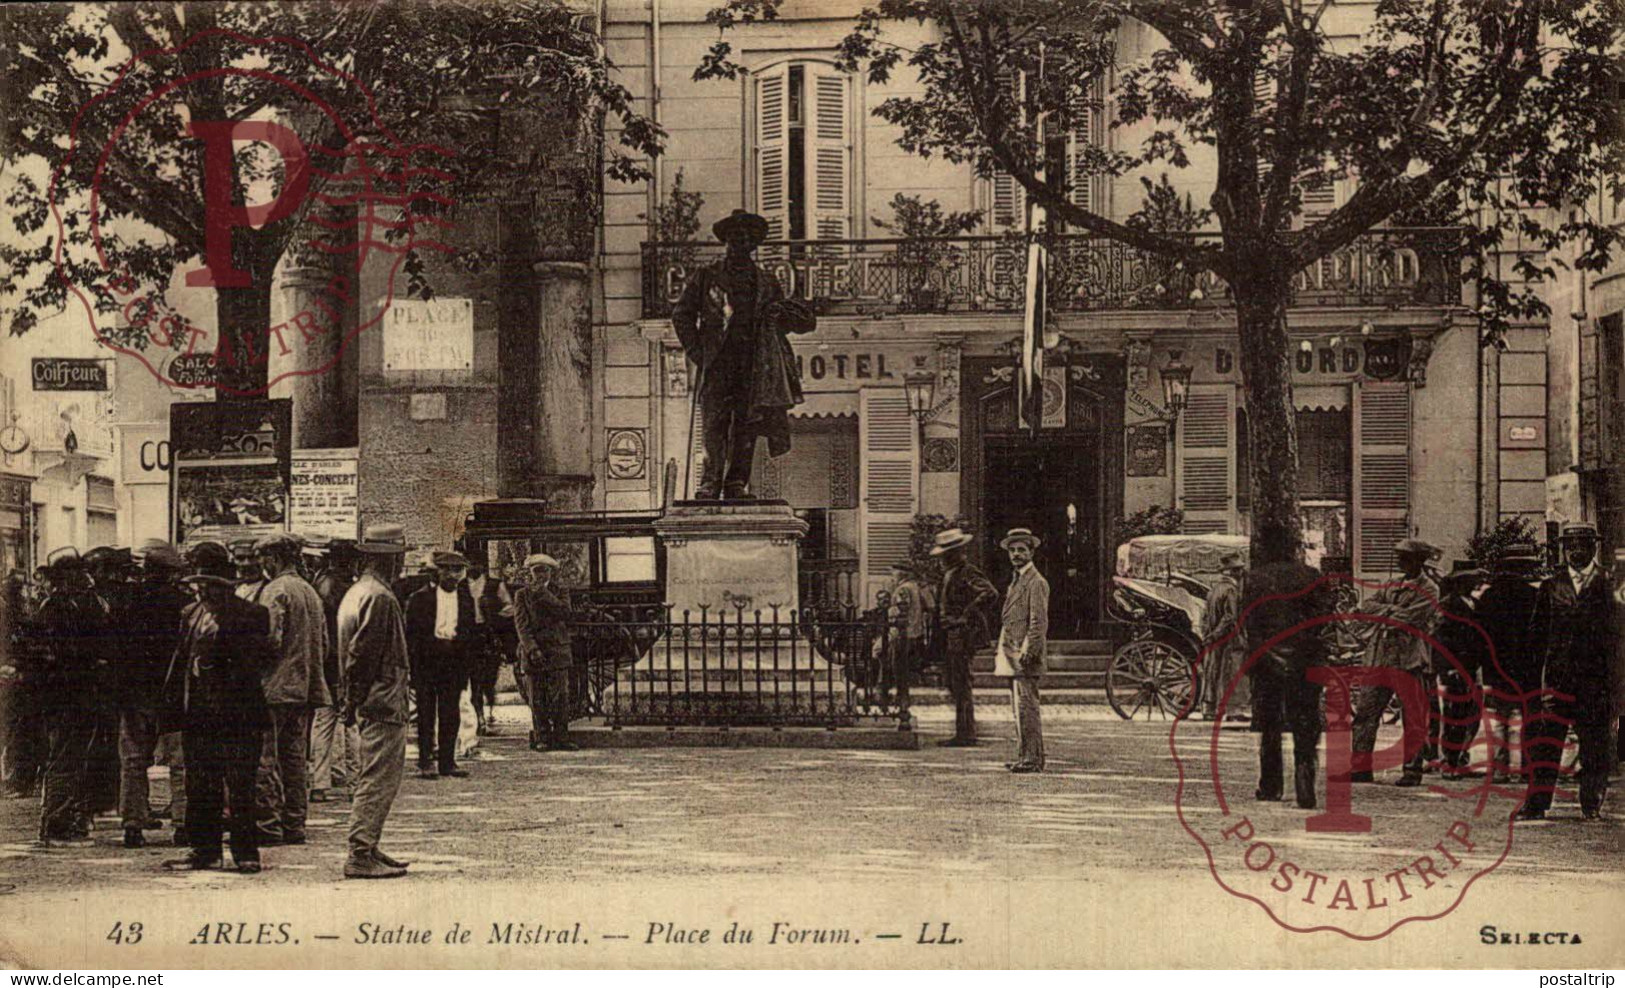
[299,533,332,556]
[1393,538,1441,558]
[432,550,470,569]
[355,523,408,555]
[523,553,559,570]
[928,528,975,556]
[1559,522,1600,543]
[712,208,769,245]
[254,532,304,556]
[181,541,238,587]
[134,539,185,571]
[83,546,132,568]
[999,527,1042,551]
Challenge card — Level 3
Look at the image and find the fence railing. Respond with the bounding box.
[798,558,860,612]
[572,605,911,729]
[641,227,1464,319]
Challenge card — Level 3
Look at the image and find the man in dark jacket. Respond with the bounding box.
[1520,523,1617,821]
[34,549,108,845]
[308,540,357,802]
[930,528,998,747]
[465,560,510,736]
[162,543,273,873]
[1243,558,1337,810]
[1476,548,1545,784]
[1431,565,1489,775]
[670,209,816,500]
[514,554,577,751]
[405,552,477,778]
[116,540,192,848]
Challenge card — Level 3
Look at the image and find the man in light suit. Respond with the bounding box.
[996,528,1049,773]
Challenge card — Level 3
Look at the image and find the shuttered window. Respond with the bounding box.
[752,62,852,242]
[1353,382,1411,576]
[1179,385,1236,534]
[859,389,917,604]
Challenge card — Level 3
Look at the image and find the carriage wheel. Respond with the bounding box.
[1107,638,1198,721]
[583,627,640,717]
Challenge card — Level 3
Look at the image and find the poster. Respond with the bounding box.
[289,447,360,541]
[169,399,292,547]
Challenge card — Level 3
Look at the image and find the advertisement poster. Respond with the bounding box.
[169,399,293,547]
[289,447,360,541]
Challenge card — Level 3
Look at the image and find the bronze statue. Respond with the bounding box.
[671,209,816,500]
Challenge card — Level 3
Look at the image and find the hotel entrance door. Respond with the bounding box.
[984,439,1100,637]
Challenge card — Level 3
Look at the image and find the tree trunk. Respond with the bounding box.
[212,278,275,398]
[1232,275,1304,568]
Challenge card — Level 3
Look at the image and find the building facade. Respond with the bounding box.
[594,1,1525,628]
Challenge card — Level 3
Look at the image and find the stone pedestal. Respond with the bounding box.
[657,500,808,616]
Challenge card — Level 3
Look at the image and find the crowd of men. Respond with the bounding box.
[1233,524,1622,821]
[0,524,581,878]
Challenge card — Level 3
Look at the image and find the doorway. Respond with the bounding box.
[983,438,1100,636]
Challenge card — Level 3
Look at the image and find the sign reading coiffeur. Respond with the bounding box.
[32,358,109,391]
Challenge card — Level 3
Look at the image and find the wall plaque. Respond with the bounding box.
[1127,424,1168,477]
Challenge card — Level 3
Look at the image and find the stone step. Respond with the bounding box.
[970,671,1107,690]
[910,687,1107,706]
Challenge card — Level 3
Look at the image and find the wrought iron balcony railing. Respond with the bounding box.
[640,227,1464,320]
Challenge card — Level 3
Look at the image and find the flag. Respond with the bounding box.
[1018,58,1048,435]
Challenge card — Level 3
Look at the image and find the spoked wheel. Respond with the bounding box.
[1107,637,1198,720]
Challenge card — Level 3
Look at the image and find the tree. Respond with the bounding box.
[1,0,663,395]
[696,0,1624,567]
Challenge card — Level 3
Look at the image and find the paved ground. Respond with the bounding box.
[1,704,1619,894]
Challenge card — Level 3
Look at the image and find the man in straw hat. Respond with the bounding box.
[115,540,191,849]
[251,532,330,847]
[161,543,271,873]
[515,553,578,751]
[670,208,817,500]
[405,550,478,779]
[1521,523,1616,821]
[336,524,414,878]
[995,529,1050,772]
[930,528,998,747]
[1349,537,1441,787]
[1200,553,1249,722]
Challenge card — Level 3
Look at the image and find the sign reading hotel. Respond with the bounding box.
[383,297,474,373]
[288,448,360,541]
[32,357,109,391]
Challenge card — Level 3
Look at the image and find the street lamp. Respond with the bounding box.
[1160,350,1194,512]
[904,368,937,445]
[1160,349,1193,422]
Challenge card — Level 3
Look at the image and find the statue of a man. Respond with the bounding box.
[671,209,816,500]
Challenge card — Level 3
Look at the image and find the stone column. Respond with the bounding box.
[274,231,358,449]
[531,258,595,511]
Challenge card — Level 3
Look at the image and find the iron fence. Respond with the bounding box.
[572,604,912,729]
[640,227,1463,319]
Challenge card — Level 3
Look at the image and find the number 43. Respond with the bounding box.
[107,922,143,945]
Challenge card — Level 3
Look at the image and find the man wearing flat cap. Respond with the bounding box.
[405,551,477,778]
[930,528,998,747]
[671,208,817,500]
[336,524,413,878]
[1521,523,1617,821]
[514,553,577,751]
[995,529,1050,772]
[251,532,330,846]
[1350,537,1441,787]
[114,540,191,848]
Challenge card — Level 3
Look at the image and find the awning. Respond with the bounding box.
[1293,384,1350,412]
[789,393,858,419]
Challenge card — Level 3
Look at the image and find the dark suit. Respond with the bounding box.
[671,257,814,495]
[164,597,272,864]
[404,584,477,773]
[34,589,108,841]
[1475,572,1543,781]
[1243,561,1335,808]
[938,560,998,742]
[1525,568,1617,815]
[514,585,575,746]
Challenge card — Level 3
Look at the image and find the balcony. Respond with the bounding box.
[640,227,1463,320]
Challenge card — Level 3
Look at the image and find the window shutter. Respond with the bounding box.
[1352,381,1411,577]
[807,65,852,241]
[859,389,917,605]
[1065,76,1105,218]
[985,69,1026,233]
[753,65,790,241]
[1179,385,1236,534]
